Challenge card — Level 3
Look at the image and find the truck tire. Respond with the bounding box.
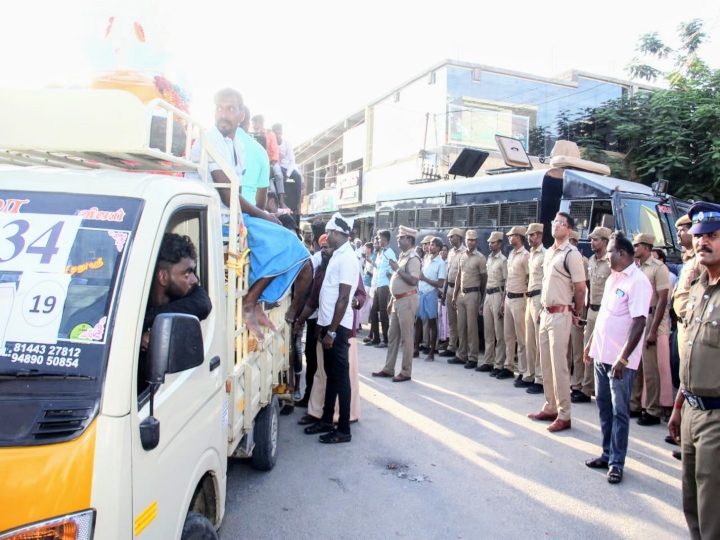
[181,512,218,540]
[251,395,279,471]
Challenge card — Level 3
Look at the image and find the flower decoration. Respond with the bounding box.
[154,75,191,116]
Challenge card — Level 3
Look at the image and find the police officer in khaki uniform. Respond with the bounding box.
[372,226,422,382]
[667,201,720,540]
[451,229,487,369]
[673,214,703,360]
[441,228,466,362]
[567,230,589,402]
[631,232,672,425]
[523,223,546,394]
[528,212,586,433]
[576,226,612,403]
[477,231,507,373]
[501,226,529,382]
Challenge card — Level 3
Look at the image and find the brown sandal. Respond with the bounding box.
[585,457,609,469]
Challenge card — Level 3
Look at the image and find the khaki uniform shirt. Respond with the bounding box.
[588,252,611,305]
[637,255,671,335]
[528,245,546,292]
[390,249,421,297]
[446,244,466,287]
[682,270,720,397]
[673,250,702,321]
[486,251,507,289]
[458,249,488,290]
[506,247,530,294]
[541,240,585,307]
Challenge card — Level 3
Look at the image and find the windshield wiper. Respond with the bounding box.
[0,369,94,380]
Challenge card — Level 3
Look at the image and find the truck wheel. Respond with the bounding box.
[251,395,279,471]
[181,512,218,540]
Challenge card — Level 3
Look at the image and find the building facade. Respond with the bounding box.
[295,59,652,238]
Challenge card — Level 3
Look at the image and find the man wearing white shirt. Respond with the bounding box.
[583,232,652,485]
[304,213,359,444]
[272,123,304,217]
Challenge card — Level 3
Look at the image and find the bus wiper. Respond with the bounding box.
[0,369,94,380]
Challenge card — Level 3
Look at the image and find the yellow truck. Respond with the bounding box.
[0,89,292,539]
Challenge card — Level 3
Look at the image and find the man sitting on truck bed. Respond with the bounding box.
[189,88,312,340]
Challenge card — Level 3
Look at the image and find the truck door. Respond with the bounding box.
[130,199,227,539]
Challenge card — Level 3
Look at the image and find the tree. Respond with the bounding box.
[564,20,720,200]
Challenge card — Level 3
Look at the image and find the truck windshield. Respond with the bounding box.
[619,197,676,249]
[0,191,142,380]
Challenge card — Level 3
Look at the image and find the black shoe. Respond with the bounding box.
[375,342,388,349]
[319,430,352,444]
[475,364,493,372]
[464,361,478,369]
[664,435,679,446]
[637,412,661,426]
[571,392,591,404]
[526,383,544,394]
[495,368,514,380]
[514,374,523,383]
[447,357,465,365]
[672,451,681,461]
[304,421,334,435]
[364,340,381,347]
[489,368,501,377]
[514,378,534,388]
[419,346,430,353]
[629,409,642,418]
[439,350,456,357]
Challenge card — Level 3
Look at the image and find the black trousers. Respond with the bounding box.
[302,318,318,402]
[319,325,351,433]
[370,285,390,344]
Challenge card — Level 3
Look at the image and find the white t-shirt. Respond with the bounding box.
[318,241,359,329]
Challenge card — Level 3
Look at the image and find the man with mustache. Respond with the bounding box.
[668,201,720,539]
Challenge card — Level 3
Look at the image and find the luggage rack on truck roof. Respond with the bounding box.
[0,88,263,363]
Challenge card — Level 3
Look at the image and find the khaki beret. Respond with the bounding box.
[421,235,434,244]
[527,223,543,235]
[488,231,503,243]
[397,225,418,238]
[465,229,479,240]
[448,228,464,238]
[588,226,611,240]
[301,222,312,232]
[633,232,656,246]
[569,230,580,241]
[507,226,527,237]
[675,214,691,228]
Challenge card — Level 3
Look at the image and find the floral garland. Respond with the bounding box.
[154,75,190,115]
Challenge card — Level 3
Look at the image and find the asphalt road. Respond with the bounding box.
[219,333,686,540]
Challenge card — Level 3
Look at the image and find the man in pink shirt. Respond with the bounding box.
[583,232,652,485]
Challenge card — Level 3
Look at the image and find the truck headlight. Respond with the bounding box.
[0,509,95,540]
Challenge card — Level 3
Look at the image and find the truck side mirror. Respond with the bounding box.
[146,313,204,384]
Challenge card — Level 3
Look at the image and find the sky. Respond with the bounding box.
[1,0,719,145]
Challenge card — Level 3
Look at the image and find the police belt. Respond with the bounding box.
[526,289,541,298]
[589,304,601,311]
[682,389,720,411]
[447,281,456,288]
[393,289,417,300]
[486,286,503,295]
[462,287,480,294]
[506,292,525,299]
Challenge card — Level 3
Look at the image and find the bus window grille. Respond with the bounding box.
[568,201,593,236]
[396,209,416,228]
[499,201,538,227]
[441,207,468,228]
[417,208,440,228]
[471,204,500,228]
[376,211,393,229]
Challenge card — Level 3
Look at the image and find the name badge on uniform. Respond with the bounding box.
[616,289,626,297]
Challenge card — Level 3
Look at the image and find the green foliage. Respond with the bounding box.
[563,19,720,201]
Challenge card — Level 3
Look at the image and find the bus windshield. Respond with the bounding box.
[619,196,677,250]
[0,191,142,380]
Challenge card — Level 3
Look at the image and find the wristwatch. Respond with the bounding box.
[327,331,337,339]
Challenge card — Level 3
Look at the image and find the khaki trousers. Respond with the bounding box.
[504,296,527,373]
[631,311,667,417]
[383,295,418,377]
[580,307,599,396]
[681,403,720,540]
[483,292,506,367]
[569,308,590,395]
[447,285,459,352]
[524,295,543,384]
[456,290,480,362]
[539,310,572,421]
[308,338,360,422]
